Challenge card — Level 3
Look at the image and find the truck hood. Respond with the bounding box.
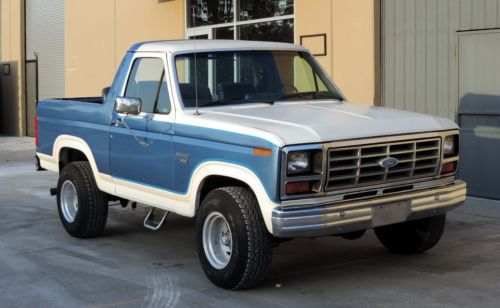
[192,101,458,146]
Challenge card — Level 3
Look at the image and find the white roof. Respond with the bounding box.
[129,39,308,53]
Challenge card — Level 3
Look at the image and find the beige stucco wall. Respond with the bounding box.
[65,0,377,103]
[0,0,378,136]
[66,0,377,103]
[1,0,25,135]
[295,0,377,105]
[65,0,185,97]
[65,0,115,98]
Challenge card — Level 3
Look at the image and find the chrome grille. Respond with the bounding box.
[325,138,441,191]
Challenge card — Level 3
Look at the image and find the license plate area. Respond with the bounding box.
[372,201,411,227]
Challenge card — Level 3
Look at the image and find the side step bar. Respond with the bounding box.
[143,208,169,231]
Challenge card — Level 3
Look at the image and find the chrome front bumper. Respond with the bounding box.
[272,180,466,238]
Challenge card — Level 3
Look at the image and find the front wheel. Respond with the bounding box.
[196,187,273,290]
[374,214,446,254]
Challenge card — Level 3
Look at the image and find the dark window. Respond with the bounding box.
[187,56,210,87]
[175,50,343,108]
[238,0,293,21]
[187,0,234,27]
[213,26,234,39]
[155,75,171,114]
[187,0,294,43]
[188,34,209,40]
[239,19,294,43]
[125,58,170,114]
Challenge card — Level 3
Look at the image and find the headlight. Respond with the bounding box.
[443,135,457,156]
[283,148,323,197]
[287,151,310,174]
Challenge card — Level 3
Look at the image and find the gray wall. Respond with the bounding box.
[382,0,500,120]
[457,30,500,199]
[26,0,64,100]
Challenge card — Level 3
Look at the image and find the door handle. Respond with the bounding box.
[110,118,125,127]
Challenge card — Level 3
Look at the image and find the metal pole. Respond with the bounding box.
[34,52,39,106]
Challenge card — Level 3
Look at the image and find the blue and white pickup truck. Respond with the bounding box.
[36,40,466,289]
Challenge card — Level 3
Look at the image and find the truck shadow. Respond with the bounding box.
[99,207,485,291]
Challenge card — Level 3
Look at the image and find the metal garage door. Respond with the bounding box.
[382,1,500,200]
[457,30,500,200]
[25,0,64,136]
[382,0,500,120]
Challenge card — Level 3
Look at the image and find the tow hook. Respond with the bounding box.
[50,188,57,196]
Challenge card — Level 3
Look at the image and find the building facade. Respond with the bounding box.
[2,0,500,138]
[0,0,378,136]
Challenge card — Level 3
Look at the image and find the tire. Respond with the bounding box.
[196,187,273,290]
[57,161,108,238]
[374,214,446,254]
[341,230,366,240]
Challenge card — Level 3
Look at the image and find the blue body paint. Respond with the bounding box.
[37,52,281,201]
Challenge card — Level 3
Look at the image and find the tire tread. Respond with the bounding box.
[59,161,107,238]
[218,187,273,290]
[198,186,273,290]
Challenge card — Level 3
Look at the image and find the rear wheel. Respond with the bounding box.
[374,214,446,254]
[57,161,108,238]
[196,187,273,290]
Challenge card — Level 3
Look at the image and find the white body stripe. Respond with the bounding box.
[174,111,286,146]
[37,135,278,233]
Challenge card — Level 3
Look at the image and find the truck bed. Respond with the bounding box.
[57,97,103,104]
[36,95,112,157]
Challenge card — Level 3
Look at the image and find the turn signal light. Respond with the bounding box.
[441,161,457,175]
[253,147,272,156]
[286,181,311,195]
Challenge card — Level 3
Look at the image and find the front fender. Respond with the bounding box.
[188,161,279,234]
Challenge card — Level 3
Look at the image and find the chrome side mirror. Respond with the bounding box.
[115,97,141,115]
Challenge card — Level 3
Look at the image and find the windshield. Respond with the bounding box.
[174,50,343,108]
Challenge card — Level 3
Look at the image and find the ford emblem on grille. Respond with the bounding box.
[379,157,399,168]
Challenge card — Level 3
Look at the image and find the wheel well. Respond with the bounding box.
[59,147,88,171]
[196,175,251,210]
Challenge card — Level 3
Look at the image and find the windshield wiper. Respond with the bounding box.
[313,92,344,101]
[277,91,343,102]
[278,91,317,100]
[202,97,245,107]
[202,97,278,107]
[196,92,341,108]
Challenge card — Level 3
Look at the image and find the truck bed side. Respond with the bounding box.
[37,97,114,174]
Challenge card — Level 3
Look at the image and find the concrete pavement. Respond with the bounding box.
[1,137,500,307]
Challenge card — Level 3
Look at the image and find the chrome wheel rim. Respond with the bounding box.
[61,180,78,223]
[202,211,233,269]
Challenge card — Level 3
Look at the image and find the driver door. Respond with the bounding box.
[109,53,174,193]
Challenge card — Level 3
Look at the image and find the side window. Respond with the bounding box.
[293,56,316,93]
[125,58,168,113]
[155,74,171,114]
